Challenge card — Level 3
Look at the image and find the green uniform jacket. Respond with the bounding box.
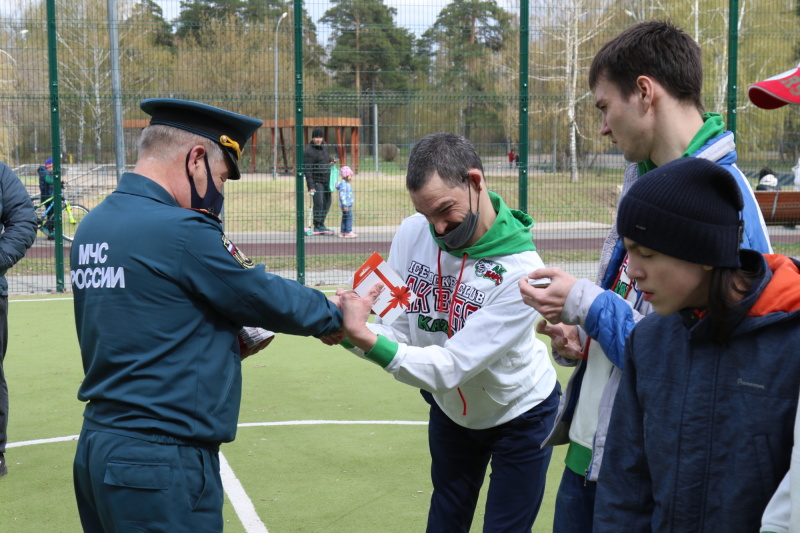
[71,173,342,446]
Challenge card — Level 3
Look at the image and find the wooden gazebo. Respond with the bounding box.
[262,117,362,173]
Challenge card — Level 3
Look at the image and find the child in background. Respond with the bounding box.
[336,165,356,238]
[592,157,800,532]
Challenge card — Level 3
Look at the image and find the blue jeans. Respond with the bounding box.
[340,206,353,234]
[422,385,560,533]
[553,465,597,533]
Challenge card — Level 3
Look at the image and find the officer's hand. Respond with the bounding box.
[239,335,274,360]
[536,320,583,360]
[343,206,349,213]
[238,327,276,360]
[319,330,346,346]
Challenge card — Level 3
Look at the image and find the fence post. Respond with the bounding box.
[727,0,739,136]
[518,0,529,213]
[108,0,125,183]
[293,0,306,286]
[46,0,65,292]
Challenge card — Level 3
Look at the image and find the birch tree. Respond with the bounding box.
[55,0,144,163]
[531,0,612,182]
[491,13,519,150]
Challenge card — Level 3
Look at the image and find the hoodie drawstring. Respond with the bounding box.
[437,248,469,416]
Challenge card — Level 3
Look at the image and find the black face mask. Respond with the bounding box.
[186,151,224,216]
[435,184,480,251]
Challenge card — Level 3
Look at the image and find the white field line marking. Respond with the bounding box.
[219,451,269,533]
[237,420,427,427]
[10,297,74,302]
[7,421,427,533]
[7,434,79,448]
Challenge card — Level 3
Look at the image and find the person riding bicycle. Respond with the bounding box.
[37,158,54,199]
[36,158,55,237]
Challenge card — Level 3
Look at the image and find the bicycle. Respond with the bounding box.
[30,187,90,242]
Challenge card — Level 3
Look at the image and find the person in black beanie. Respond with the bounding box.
[593,157,800,533]
[304,128,336,235]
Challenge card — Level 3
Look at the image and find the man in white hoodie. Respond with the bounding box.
[337,132,559,533]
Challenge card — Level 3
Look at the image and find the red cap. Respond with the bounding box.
[748,65,800,109]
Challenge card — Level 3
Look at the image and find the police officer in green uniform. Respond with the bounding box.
[71,99,343,532]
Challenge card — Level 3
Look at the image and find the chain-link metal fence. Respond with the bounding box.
[1,0,798,294]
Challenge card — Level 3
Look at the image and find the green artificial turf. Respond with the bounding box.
[0,297,571,532]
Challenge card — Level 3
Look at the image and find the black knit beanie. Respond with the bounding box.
[617,157,744,268]
[311,128,324,138]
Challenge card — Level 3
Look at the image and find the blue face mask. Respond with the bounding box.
[186,151,224,216]
[434,184,480,251]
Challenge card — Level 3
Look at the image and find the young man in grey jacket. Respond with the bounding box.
[519,20,772,532]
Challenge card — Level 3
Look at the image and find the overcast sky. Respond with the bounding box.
[154,0,445,38]
[0,1,518,40]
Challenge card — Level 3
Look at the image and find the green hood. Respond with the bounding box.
[637,112,725,175]
[429,191,536,259]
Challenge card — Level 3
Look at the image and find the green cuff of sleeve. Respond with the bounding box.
[365,335,398,368]
[340,338,355,349]
[565,440,592,476]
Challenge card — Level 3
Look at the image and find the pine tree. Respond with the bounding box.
[321,0,419,94]
[421,0,512,138]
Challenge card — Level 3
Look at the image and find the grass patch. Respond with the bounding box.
[258,254,366,273]
[222,173,416,232]
[774,242,800,257]
[220,170,622,233]
[10,257,64,275]
[538,250,602,264]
